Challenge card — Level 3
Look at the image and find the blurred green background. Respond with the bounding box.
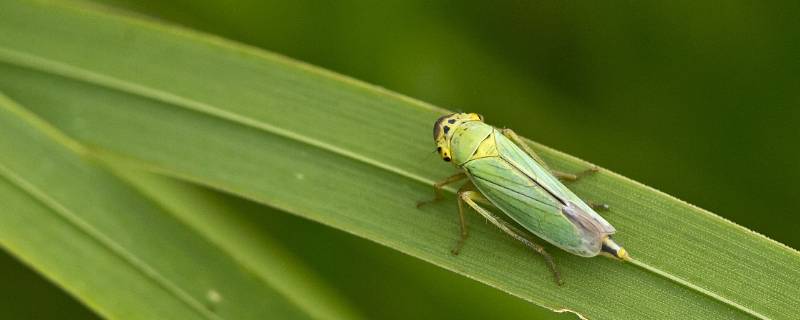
[3,0,798,319]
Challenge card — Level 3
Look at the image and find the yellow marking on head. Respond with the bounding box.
[432,113,484,162]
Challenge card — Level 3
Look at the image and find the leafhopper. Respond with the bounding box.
[419,113,629,285]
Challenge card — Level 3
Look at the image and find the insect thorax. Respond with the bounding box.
[449,121,495,165]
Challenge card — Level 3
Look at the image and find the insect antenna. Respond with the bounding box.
[418,148,439,162]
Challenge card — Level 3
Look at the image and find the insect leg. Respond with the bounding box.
[586,201,610,211]
[552,166,599,182]
[452,184,472,255]
[459,190,563,285]
[416,172,467,208]
[502,128,600,182]
[551,169,610,209]
[450,183,501,255]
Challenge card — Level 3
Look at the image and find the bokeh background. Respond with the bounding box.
[3,1,798,319]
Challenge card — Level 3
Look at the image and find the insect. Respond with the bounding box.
[418,113,630,285]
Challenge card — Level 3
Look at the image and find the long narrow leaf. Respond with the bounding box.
[0,93,313,319]
[116,169,564,320]
[110,165,364,320]
[1,1,798,319]
[0,234,100,319]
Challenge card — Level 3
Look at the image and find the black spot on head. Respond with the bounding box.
[436,146,442,152]
[443,156,451,162]
[443,126,450,134]
[448,119,456,124]
[433,114,451,140]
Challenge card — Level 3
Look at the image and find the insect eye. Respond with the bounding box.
[436,147,442,153]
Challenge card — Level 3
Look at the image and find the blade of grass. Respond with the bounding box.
[0,93,315,320]
[0,249,100,319]
[109,165,365,320]
[2,64,765,320]
[0,0,798,319]
[116,168,568,320]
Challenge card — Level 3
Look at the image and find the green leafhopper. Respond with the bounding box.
[419,113,629,285]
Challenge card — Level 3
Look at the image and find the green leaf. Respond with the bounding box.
[1,1,798,319]
[109,165,365,320]
[0,93,318,319]
[0,249,100,319]
[117,170,567,320]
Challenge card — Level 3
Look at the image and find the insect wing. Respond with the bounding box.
[464,157,590,255]
[493,131,615,255]
[493,131,569,200]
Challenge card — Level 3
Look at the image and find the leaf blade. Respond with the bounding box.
[110,166,365,320]
[1,1,799,319]
[0,93,313,319]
